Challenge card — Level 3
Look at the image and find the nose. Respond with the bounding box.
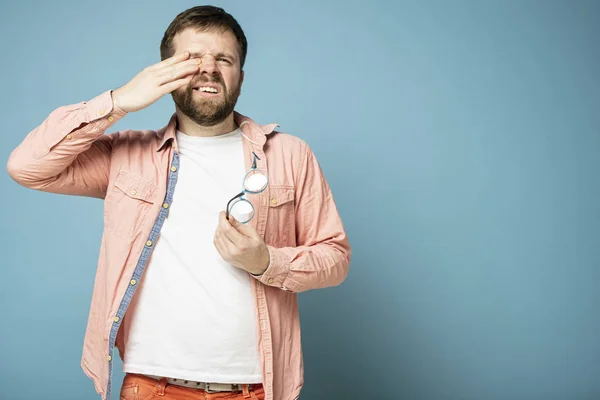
[198,55,219,76]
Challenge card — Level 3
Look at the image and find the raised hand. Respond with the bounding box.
[111,51,200,113]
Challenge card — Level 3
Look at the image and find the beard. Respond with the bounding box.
[172,75,241,127]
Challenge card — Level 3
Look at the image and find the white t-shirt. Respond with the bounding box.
[121,128,262,384]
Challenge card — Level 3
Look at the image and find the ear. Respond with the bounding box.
[239,70,245,92]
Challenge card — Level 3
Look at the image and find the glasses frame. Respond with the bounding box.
[225,152,268,224]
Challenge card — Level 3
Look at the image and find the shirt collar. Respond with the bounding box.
[157,111,279,152]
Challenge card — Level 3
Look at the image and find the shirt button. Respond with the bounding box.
[99,109,105,116]
[107,355,112,361]
[270,198,278,205]
[130,189,137,196]
[66,134,72,140]
[163,203,169,209]
[268,278,274,284]
[146,240,153,247]
[114,316,120,322]
[130,279,137,285]
[108,116,114,122]
[171,166,177,172]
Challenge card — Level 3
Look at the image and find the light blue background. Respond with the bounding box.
[1,1,599,399]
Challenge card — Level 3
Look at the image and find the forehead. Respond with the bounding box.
[172,28,239,57]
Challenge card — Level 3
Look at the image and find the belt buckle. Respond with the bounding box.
[205,382,232,394]
[204,382,218,394]
[204,383,240,394]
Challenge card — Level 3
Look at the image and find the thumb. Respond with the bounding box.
[228,214,254,237]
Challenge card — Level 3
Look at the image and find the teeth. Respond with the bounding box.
[199,87,218,93]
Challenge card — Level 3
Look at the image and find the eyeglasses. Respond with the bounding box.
[226,152,269,224]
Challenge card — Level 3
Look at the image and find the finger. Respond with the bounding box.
[148,51,191,71]
[157,58,199,76]
[157,60,200,85]
[228,213,256,239]
[219,212,247,244]
[214,229,234,257]
[213,232,227,258]
[219,211,248,245]
[159,75,194,94]
[215,222,236,247]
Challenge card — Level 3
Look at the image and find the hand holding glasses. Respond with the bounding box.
[225,152,268,224]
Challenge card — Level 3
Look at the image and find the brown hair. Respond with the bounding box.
[160,5,248,68]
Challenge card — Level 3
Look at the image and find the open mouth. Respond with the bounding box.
[193,84,222,96]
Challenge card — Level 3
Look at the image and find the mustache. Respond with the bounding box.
[191,75,225,87]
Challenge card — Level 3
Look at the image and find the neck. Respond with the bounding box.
[175,109,238,137]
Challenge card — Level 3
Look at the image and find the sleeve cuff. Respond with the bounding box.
[84,90,127,123]
[250,246,297,292]
[40,90,128,159]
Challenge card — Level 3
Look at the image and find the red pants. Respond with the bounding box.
[119,373,265,400]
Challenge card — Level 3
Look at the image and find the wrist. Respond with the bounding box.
[250,248,270,276]
[251,263,268,276]
[111,88,130,113]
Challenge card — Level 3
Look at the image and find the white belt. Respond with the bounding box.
[146,375,258,393]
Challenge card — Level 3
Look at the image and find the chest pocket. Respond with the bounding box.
[266,186,296,244]
[104,171,157,239]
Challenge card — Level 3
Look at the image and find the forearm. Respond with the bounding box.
[250,139,352,292]
[7,90,126,196]
[256,236,351,293]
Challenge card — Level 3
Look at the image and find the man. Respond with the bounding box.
[7,5,351,400]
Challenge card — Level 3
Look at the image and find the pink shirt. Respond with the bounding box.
[7,90,351,400]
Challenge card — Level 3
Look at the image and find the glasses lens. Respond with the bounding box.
[244,170,268,193]
[228,199,254,223]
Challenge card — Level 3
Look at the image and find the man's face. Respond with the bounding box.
[171,28,244,126]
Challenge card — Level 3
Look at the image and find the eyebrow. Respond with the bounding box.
[189,52,236,60]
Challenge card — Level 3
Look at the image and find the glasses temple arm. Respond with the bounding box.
[225,192,245,218]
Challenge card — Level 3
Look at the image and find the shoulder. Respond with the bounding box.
[265,131,312,159]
